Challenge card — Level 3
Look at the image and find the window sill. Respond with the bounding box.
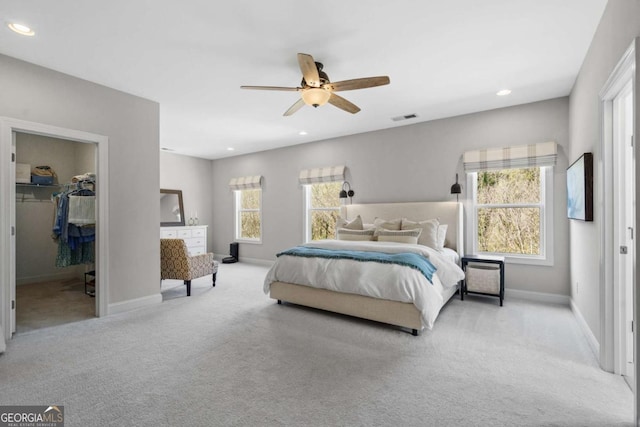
[477,253,553,267]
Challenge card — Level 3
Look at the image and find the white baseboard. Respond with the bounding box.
[505,288,570,305]
[570,298,600,360]
[108,293,162,315]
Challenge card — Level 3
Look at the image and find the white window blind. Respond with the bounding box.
[298,165,345,184]
[463,142,557,173]
[228,175,262,190]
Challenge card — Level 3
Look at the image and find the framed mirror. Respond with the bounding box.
[160,189,185,226]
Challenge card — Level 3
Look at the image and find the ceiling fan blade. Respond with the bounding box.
[325,76,390,92]
[297,53,320,87]
[328,93,361,114]
[283,98,306,116]
[241,85,300,91]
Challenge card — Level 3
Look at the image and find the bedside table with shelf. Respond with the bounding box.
[461,254,505,306]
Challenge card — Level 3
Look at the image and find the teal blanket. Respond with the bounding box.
[277,246,436,284]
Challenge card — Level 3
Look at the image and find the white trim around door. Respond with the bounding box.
[0,117,110,344]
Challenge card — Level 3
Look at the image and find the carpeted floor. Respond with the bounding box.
[16,278,96,333]
[0,263,633,426]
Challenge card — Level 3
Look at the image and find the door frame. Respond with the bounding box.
[598,38,639,423]
[0,117,110,343]
[612,78,634,382]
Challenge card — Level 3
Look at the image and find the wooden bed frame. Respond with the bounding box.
[270,201,464,335]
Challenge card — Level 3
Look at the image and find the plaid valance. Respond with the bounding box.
[463,141,557,172]
[298,165,345,184]
[228,175,262,190]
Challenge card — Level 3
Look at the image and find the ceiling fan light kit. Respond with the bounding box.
[301,88,331,107]
[241,53,390,116]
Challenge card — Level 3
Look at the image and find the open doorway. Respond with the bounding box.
[1,117,110,346]
[14,132,97,333]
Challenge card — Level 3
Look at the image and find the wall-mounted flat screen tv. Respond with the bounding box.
[567,152,593,221]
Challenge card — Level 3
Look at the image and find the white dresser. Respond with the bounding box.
[160,225,208,256]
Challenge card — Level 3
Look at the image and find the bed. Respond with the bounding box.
[263,201,464,335]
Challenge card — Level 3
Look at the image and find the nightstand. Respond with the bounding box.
[461,254,505,306]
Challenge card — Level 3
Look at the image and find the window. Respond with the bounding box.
[470,166,553,265]
[234,189,262,243]
[304,181,342,242]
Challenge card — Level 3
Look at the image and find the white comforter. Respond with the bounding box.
[263,240,465,329]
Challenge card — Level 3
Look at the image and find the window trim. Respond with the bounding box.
[303,183,341,243]
[467,166,554,266]
[234,188,262,244]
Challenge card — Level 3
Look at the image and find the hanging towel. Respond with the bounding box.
[68,195,96,225]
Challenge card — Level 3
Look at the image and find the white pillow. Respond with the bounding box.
[371,217,402,241]
[336,228,375,241]
[373,217,402,231]
[377,228,422,244]
[402,218,439,249]
[437,224,448,250]
[336,215,364,230]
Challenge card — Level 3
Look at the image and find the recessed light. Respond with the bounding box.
[227,147,235,151]
[298,131,308,136]
[496,89,512,96]
[7,22,35,36]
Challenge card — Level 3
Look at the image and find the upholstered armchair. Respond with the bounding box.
[160,239,218,296]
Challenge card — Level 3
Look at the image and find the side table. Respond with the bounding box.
[461,254,505,306]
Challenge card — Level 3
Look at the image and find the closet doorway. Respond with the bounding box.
[0,117,110,345]
[15,132,97,333]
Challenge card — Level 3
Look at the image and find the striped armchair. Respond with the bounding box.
[160,238,218,296]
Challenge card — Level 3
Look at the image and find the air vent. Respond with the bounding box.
[391,113,418,122]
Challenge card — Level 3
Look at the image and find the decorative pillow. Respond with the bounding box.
[437,224,448,250]
[336,215,364,230]
[402,218,439,249]
[336,228,375,241]
[373,217,402,231]
[377,228,422,244]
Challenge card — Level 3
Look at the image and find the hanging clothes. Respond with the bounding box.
[52,180,96,267]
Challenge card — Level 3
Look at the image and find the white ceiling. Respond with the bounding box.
[0,0,607,160]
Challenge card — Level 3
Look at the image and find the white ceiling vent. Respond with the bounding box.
[391,113,418,122]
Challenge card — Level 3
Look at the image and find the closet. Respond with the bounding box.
[14,132,97,333]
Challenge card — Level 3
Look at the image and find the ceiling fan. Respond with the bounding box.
[241,53,390,116]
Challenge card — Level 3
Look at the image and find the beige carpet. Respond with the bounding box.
[16,278,96,334]
[1,263,633,426]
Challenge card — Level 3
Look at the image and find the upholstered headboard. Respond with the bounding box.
[340,201,464,257]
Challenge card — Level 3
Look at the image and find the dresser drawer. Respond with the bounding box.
[178,229,193,238]
[192,228,206,238]
[184,237,205,248]
[161,229,177,238]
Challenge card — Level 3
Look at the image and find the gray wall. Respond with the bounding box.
[569,1,640,342]
[160,151,214,250]
[211,97,570,296]
[0,53,160,305]
[15,133,96,284]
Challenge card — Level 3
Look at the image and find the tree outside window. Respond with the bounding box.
[305,182,342,241]
[475,167,542,255]
[235,189,261,241]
